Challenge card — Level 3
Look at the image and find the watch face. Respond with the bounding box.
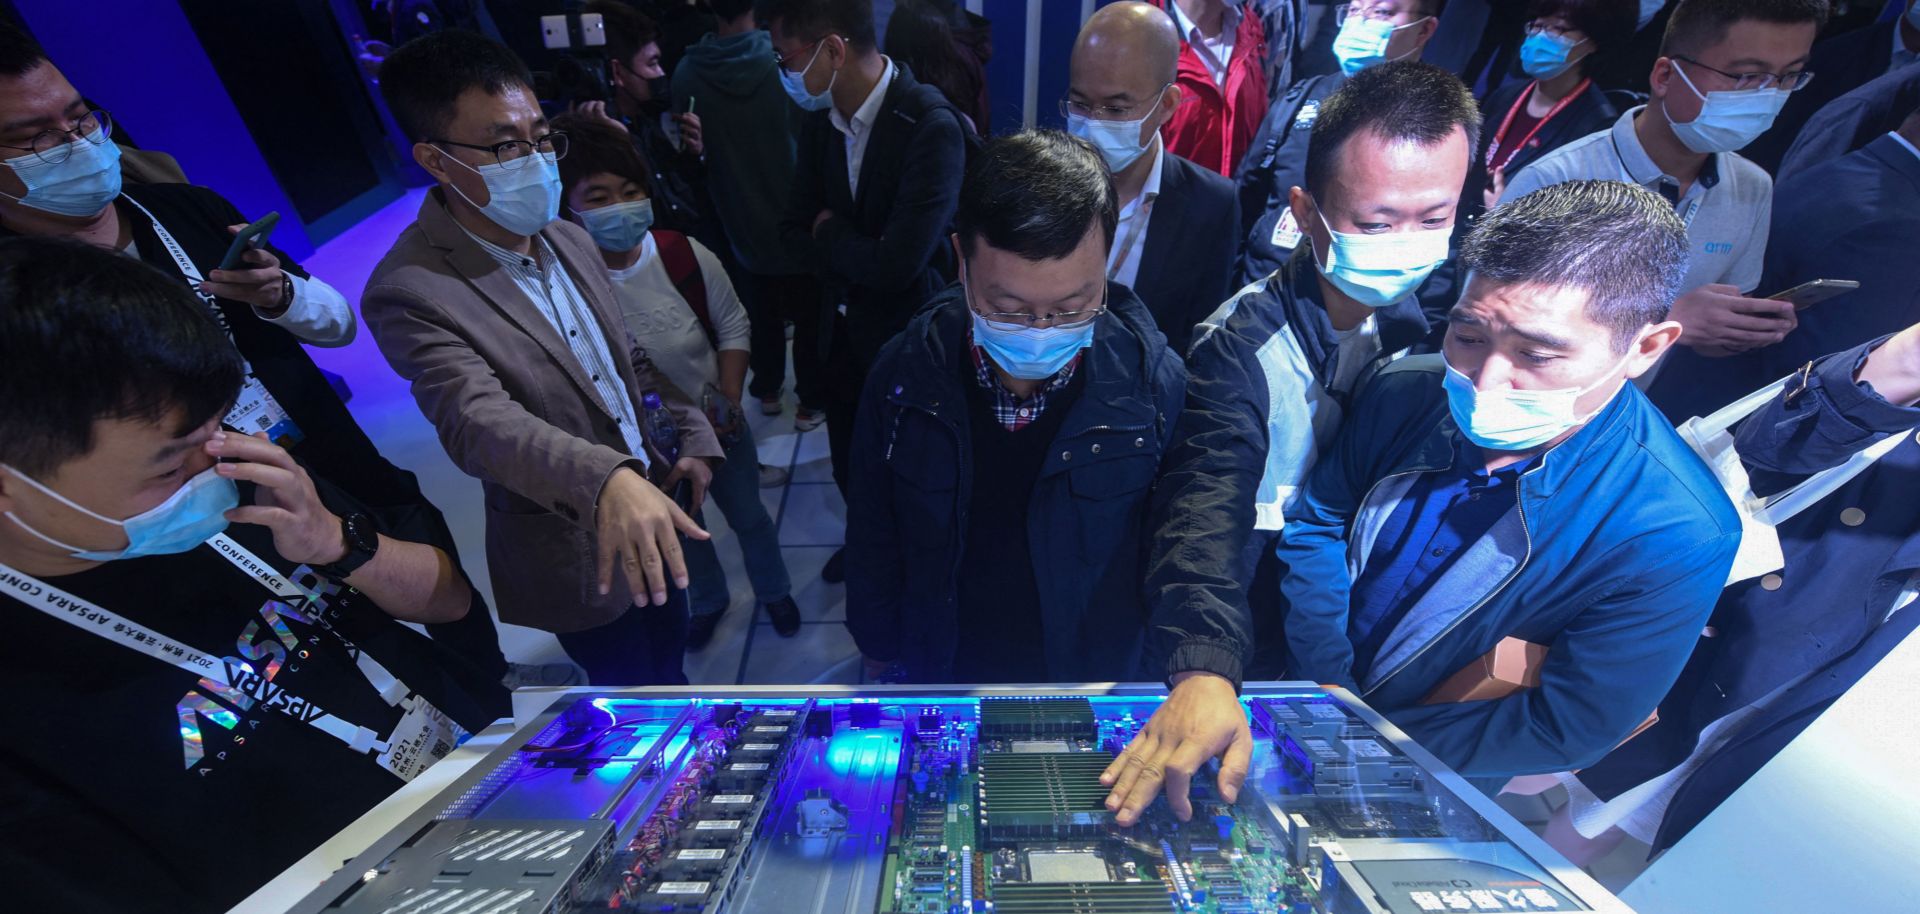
[344,514,378,553]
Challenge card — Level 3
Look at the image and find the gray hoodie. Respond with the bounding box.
[671,28,806,275]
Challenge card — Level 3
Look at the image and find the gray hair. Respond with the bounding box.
[1461,180,1689,352]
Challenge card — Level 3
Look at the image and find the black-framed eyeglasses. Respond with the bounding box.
[0,108,113,166]
[1060,83,1173,121]
[432,131,570,170]
[1673,55,1814,93]
[773,36,834,72]
[965,279,1109,329]
[1334,2,1422,26]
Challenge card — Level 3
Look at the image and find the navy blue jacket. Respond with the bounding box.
[1648,133,1920,423]
[844,284,1188,682]
[1129,151,1241,359]
[1579,338,1920,851]
[1777,61,1920,182]
[1276,357,1741,781]
[1743,20,1896,175]
[1233,72,1344,287]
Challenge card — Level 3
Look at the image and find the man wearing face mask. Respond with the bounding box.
[0,238,505,912]
[843,130,1186,687]
[0,23,539,687]
[1499,0,1826,421]
[365,30,723,686]
[1065,2,1239,359]
[769,0,967,584]
[1123,62,1474,827]
[1271,180,1739,785]
[1235,0,1444,286]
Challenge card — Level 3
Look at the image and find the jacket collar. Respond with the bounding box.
[1276,244,1431,386]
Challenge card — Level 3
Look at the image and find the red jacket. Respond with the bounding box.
[1153,0,1268,177]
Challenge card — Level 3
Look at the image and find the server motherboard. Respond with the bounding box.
[291,685,1629,914]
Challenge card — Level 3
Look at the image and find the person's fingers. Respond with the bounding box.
[689,476,708,515]
[1116,740,1176,826]
[205,265,281,286]
[224,505,295,528]
[659,529,688,592]
[1103,731,1154,802]
[243,247,280,270]
[1102,729,1149,785]
[668,500,711,540]
[1218,726,1254,804]
[630,536,663,606]
[207,430,296,469]
[1161,739,1214,822]
[1731,296,1798,320]
[213,459,298,494]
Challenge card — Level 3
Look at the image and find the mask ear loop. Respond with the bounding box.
[0,463,120,555]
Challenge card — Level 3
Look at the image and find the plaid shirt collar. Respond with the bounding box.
[968,327,1082,431]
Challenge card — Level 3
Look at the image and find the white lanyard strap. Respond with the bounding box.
[122,195,226,332]
[1107,193,1157,280]
[0,537,428,758]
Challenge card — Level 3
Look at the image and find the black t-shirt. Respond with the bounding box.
[0,520,504,913]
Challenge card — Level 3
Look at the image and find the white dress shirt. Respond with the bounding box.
[1106,138,1165,287]
[121,241,355,347]
[830,57,897,198]
[1170,1,1239,86]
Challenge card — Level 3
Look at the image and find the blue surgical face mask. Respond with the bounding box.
[1310,205,1452,308]
[3,463,238,562]
[1333,15,1430,76]
[964,275,1100,380]
[1519,31,1588,80]
[1441,353,1629,452]
[1065,90,1166,172]
[442,148,562,237]
[779,41,837,112]
[578,199,655,253]
[1663,63,1790,155]
[0,136,122,217]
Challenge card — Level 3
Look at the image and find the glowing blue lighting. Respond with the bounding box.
[826,730,895,777]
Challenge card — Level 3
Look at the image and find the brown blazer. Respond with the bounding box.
[361,189,722,633]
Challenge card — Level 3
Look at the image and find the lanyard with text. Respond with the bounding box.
[1485,79,1590,176]
[0,536,464,781]
[120,195,305,447]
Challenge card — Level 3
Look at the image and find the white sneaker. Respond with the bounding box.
[758,396,783,416]
[759,464,791,488]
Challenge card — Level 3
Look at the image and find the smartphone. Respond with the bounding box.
[217,211,280,271]
[1767,278,1860,310]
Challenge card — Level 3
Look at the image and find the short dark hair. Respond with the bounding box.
[378,29,536,142]
[1304,60,1482,202]
[0,17,47,77]
[584,0,660,68]
[0,237,244,475]
[1461,180,1689,352]
[1526,0,1639,71]
[550,112,653,216]
[957,130,1117,262]
[1661,0,1828,59]
[764,0,878,50]
[709,0,758,20]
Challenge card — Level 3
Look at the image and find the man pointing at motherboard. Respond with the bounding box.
[1115,181,1741,820]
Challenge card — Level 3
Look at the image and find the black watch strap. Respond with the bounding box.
[314,513,378,582]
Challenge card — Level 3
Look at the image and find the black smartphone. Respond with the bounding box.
[217,211,280,271]
[1767,278,1860,310]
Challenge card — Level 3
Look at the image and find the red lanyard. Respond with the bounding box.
[1485,79,1590,175]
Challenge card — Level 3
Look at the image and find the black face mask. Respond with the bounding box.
[646,75,672,105]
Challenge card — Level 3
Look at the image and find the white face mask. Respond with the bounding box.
[3,463,238,561]
[1663,63,1790,155]
[441,148,563,237]
[1442,351,1632,452]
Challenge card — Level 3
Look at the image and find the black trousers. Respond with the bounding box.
[740,271,829,408]
[553,591,691,686]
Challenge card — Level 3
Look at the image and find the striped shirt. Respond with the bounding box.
[465,227,649,467]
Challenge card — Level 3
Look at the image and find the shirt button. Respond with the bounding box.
[1761,573,1784,591]
[1091,444,1102,454]
[1061,451,1073,462]
[1135,437,1145,447]
[1431,547,1447,557]
[1841,507,1867,526]
[570,330,578,337]
[1018,408,1030,417]
[592,374,601,381]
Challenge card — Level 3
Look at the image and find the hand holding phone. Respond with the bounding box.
[218,211,279,271]
[1767,278,1860,310]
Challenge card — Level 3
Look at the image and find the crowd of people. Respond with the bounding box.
[2,0,1917,910]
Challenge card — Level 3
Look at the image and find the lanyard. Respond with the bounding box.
[0,535,460,778]
[1485,80,1589,176]
[1107,192,1158,280]
[119,196,304,444]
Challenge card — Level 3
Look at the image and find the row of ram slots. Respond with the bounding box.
[616,704,811,912]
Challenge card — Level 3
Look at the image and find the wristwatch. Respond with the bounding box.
[314,512,379,583]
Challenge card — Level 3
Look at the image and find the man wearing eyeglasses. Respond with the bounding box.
[843,130,1186,686]
[364,30,722,686]
[0,23,539,688]
[1498,0,1826,422]
[1065,2,1240,360]
[1236,0,1445,287]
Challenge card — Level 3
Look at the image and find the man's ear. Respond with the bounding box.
[1626,321,1684,379]
[1288,186,1324,262]
[413,142,448,182]
[950,232,966,276]
[1648,56,1674,102]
